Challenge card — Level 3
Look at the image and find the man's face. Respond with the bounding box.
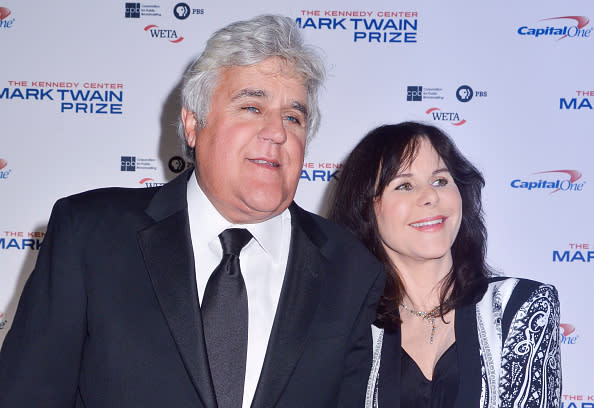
[181,57,308,224]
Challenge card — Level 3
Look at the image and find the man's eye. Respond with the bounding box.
[243,106,260,113]
[284,115,301,125]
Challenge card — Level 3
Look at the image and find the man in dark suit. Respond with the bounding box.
[0,15,384,408]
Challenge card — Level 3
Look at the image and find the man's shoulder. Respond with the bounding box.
[40,185,165,245]
[290,203,381,267]
[55,185,159,215]
[291,203,357,242]
[56,168,190,215]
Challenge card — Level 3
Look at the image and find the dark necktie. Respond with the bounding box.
[201,228,252,408]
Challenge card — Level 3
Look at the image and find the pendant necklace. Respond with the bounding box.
[400,303,440,344]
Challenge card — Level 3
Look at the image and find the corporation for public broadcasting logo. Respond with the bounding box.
[510,170,586,193]
[121,156,136,171]
[124,3,162,18]
[406,85,444,101]
[120,156,157,172]
[517,16,592,40]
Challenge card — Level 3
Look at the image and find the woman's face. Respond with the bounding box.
[374,138,462,266]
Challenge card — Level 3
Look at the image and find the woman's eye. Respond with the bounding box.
[395,182,413,191]
[433,178,448,187]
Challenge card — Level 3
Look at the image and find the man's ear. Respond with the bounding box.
[181,107,198,148]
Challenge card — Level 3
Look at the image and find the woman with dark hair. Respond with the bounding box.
[328,122,561,408]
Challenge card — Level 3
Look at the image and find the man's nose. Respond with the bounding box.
[259,113,288,144]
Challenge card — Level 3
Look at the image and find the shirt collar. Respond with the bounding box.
[186,172,289,263]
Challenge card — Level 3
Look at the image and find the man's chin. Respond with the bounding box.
[238,196,292,223]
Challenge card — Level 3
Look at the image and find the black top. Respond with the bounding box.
[399,343,459,408]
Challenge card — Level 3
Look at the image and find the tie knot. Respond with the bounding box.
[219,228,252,256]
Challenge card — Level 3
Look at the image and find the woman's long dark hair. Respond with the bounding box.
[328,122,491,330]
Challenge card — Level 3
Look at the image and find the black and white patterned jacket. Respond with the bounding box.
[366,278,562,408]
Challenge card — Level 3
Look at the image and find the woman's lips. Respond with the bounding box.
[409,216,447,231]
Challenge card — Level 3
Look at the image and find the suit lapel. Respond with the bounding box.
[250,204,326,408]
[378,327,402,408]
[137,169,217,408]
[454,304,482,408]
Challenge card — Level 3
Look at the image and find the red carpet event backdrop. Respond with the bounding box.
[1,1,592,404]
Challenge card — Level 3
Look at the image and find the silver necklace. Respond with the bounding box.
[400,303,440,344]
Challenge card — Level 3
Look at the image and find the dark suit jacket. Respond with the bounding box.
[0,170,385,408]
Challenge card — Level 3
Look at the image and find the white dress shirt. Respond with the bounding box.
[186,173,291,408]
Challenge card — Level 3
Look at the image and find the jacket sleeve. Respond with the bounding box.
[0,198,86,407]
[499,283,562,408]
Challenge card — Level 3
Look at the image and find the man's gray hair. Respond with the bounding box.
[178,14,326,163]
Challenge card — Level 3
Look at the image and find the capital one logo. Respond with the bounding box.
[0,7,10,20]
[560,323,579,344]
[510,169,585,194]
[517,16,592,40]
[0,158,11,180]
[0,7,14,29]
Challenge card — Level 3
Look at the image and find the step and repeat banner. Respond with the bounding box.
[1,1,592,404]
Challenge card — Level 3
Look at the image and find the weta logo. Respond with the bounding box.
[139,178,165,188]
[425,107,466,126]
[144,25,184,43]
